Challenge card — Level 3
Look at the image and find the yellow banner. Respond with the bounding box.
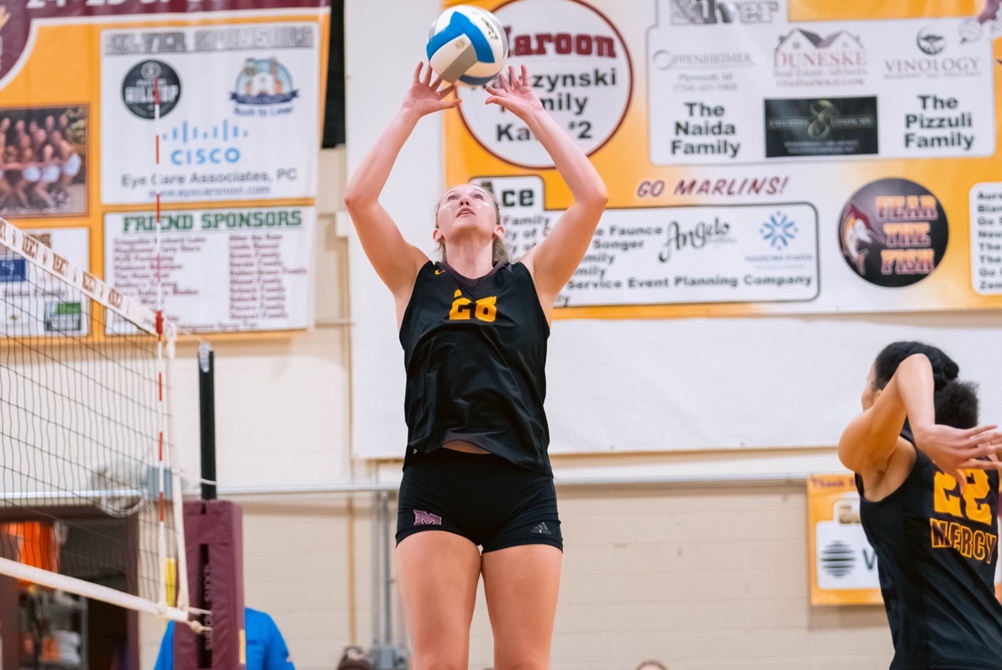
[0,2,329,333]
[807,474,882,606]
[442,0,1002,319]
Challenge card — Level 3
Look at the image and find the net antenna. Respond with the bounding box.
[0,216,194,628]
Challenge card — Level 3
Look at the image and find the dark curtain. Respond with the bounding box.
[323,0,345,147]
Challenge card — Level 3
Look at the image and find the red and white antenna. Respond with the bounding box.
[153,76,168,613]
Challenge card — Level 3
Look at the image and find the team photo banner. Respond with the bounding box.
[444,0,1002,318]
[0,0,328,333]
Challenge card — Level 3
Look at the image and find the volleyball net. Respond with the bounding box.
[0,216,191,624]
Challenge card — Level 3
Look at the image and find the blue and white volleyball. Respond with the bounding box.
[427,6,508,87]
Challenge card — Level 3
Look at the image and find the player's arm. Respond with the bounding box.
[484,66,608,304]
[838,357,914,477]
[343,63,458,299]
[839,354,999,484]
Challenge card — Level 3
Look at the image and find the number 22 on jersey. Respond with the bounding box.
[934,470,993,525]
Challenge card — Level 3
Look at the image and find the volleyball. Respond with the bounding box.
[426,6,508,87]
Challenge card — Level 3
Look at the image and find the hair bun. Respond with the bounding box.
[873,341,960,394]
[922,346,960,391]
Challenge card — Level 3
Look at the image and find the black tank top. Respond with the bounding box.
[399,261,551,474]
[856,427,1002,669]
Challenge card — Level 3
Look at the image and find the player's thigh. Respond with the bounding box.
[482,544,562,670]
[396,531,482,670]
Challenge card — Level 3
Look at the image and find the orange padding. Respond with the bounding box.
[0,522,61,573]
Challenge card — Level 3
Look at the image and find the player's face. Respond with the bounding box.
[435,184,501,246]
[861,364,879,410]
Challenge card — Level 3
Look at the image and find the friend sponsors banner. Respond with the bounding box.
[807,474,881,606]
[0,0,328,334]
[444,0,1002,318]
[105,207,315,332]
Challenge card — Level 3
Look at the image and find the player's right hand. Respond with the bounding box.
[401,63,459,117]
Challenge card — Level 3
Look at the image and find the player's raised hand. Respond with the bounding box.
[401,63,459,117]
[485,65,544,122]
[912,422,1002,492]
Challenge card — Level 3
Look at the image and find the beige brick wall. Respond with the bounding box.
[143,484,893,670]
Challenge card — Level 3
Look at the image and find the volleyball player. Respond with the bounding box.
[344,64,607,670]
[838,342,1002,668]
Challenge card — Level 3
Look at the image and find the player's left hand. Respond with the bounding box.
[912,422,1002,493]
[485,65,544,122]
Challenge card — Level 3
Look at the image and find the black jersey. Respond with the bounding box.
[856,427,1002,670]
[399,261,551,474]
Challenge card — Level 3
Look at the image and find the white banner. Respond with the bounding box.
[475,176,819,306]
[104,207,315,332]
[100,23,321,204]
[0,226,91,336]
[648,8,994,166]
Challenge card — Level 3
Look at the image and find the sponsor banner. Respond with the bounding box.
[445,0,1002,317]
[646,5,994,165]
[104,207,315,333]
[101,23,320,204]
[0,224,96,337]
[0,2,327,334]
[807,474,882,606]
[475,176,819,306]
[971,182,1002,295]
[764,97,878,158]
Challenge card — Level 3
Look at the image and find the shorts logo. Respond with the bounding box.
[531,522,552,535]
[414,510,442,526]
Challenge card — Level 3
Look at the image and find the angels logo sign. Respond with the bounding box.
[838,178,949,287]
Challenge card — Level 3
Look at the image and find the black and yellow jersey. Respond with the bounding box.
[399,260,551,474]
[856,426,1002,669]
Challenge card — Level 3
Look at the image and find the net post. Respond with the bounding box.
[198,343,217,501]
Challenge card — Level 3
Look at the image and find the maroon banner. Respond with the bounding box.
[0,0,329,81]
[176,500,246,670]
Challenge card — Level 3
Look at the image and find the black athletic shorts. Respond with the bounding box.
[396,447,563,553]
